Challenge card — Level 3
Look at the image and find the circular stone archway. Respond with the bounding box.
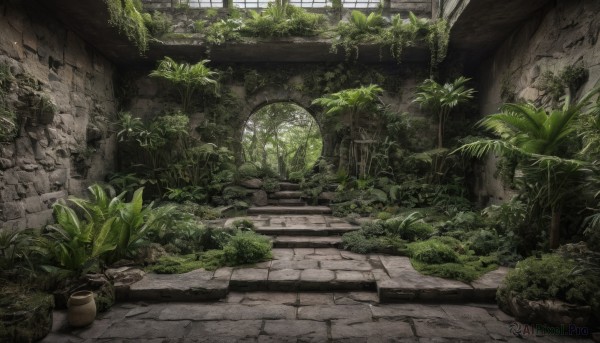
[241,101,323,178]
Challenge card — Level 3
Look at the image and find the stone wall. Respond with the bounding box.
[125,62,434,168]
[0,1,117,230]
[142,0,433,16]
[474,0,600,204]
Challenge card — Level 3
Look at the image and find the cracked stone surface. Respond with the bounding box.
[41,292,594,342]
[124,215,509,300]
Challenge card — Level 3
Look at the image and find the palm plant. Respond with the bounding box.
[456,85,600,249]
[312,85,383,175]
[149,57,219,113]
[413,76,475,149]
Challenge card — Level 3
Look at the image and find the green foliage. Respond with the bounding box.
[237,163,259,179]
[229,219,256,231]
[497,254,600,314]
[469,229,500,255]
[142,10,171,37]
[0,283,54,343]
[165,186,207,203]
[150,57,219,113]
[379,12,425,63]
[383,212,434,241]
[331,11,385,59]
[537,65,588,103]
[341,230,406,254]
[204,19,243,45]
[0,63,16,141]
[411,255,498,283]
[242,1,326,38]
[407,239,459,264]
[41,184,172,274]
[262,177,281,193]
[426,19,450,76]
[105,0,149,52]
[414,77,475,149]
[222,231,272,265]
[457,85,600,249]
[146,254,204,274]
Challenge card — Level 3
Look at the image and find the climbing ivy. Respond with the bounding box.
[105,0,149,52]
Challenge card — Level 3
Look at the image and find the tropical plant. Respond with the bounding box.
[413,77,475,149]
[149,57,219,113]
[331,10,386,58]
[457,85,600,249]
[242,0,326,38]
[312,85,383,176]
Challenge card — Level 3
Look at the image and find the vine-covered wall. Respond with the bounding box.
[123,61,435,169]
[0,1,117,230]
[475,0,600,204]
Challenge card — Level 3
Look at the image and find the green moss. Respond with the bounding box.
[0,284,54,343]
[222,231,272,265]
[146,254,205,274]
[105,0,149,52]
[407,239,459,264]
[342,230,406,254]
[411,254,497,283]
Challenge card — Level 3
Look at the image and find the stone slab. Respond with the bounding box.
[230,268,269,291]
[158,304,296,320]
[248,206,332,215]
[128,269,227,301]
[272,235,342,248]
[470,267,510,301]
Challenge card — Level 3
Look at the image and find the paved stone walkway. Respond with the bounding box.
[42,292,592,342]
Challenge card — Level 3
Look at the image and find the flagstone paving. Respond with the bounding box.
[42,292,593,342]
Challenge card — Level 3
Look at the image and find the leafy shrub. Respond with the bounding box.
[407,239,459,264]
[262,177,280,193]
[288,171,304,183]
[342,230,406,254]
[142,10,171,37]
[469,229,500,255]
[165,186,207,203]
[497,254,600,315]
[205,19,243,45]
[384,212,433,241]
[242,2,326,38]
[229,219,255,231]
[223,186,251,203]
[238,163,259,179]
[482,200,527,236]
[222,231,272,265]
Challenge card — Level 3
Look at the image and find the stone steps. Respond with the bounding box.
[270,191,303,199]
[120,249,508,304]
[255,226,359,236]
[248,206,332,215]
[271,236,343,248]
[268,199,306,206]
[279,182,301,191]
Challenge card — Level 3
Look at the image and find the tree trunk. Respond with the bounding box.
[549,207,561,249]
[437,112,444,149]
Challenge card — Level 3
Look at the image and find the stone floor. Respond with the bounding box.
[42,292,593,342]
[45,213,595,342]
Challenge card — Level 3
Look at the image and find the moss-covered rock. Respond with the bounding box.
[0,284,54,343]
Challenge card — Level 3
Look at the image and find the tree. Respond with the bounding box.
[312,85,383,176]
[150,57,219,113]
[413,77,475,149]
[457,86,600,249]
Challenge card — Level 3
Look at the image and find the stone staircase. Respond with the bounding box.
[113,187,509,305]
[248,181,332,218]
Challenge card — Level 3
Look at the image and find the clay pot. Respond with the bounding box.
[67,291,96,327]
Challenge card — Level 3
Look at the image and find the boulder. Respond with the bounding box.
[251,190,268,206]
[240,178,263,189]
[507,292,592,327]
[106,267,146,300]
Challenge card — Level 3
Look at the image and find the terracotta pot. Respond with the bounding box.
[67,290,96,327]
